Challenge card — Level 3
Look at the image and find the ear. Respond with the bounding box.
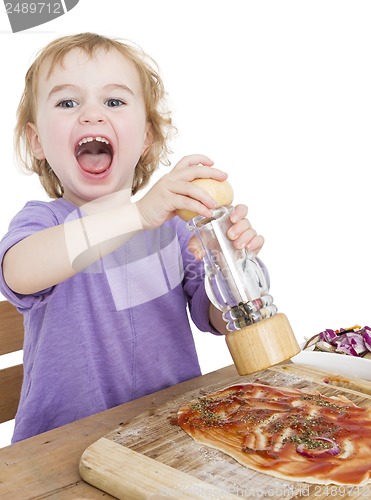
[142,123,153,154]
[26,123,46,160]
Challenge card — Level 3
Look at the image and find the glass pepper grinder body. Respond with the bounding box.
[188,206,277,331]
[187,205,300,375]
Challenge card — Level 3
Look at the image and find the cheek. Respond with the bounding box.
[42,138,66,163]
[123,106,148,138]
[39,121,70,156]
[39,140,71,180]
[119,122,149,154]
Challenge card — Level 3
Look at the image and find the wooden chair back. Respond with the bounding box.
[0,300,24,424]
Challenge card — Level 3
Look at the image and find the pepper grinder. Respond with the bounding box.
[187,204,300,375]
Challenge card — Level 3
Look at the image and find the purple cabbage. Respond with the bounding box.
[363,327,371,352]
[317,326,371,357]
[319,329,338,343]
[334,334,363,356]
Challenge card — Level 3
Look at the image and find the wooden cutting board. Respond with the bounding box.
[79,364,371,499]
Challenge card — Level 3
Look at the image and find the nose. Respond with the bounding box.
[79,103,106,124]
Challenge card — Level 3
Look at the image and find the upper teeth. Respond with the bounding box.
[78,136,109,146]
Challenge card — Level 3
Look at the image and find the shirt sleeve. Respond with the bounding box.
[0,201,59,310]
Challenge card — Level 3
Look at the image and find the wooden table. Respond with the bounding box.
[0,364,239,499]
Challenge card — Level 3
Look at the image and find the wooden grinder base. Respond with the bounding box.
[225,313,300,375]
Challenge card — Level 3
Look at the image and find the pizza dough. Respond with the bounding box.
[177,383,371,485]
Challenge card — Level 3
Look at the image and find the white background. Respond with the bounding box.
[0,0,370,446]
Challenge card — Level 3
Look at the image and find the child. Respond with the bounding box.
[0,33,264,442]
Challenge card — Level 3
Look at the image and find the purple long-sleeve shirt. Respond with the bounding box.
[0,198,219,442]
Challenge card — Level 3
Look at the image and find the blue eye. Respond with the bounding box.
[105,98,125,107]
[57,99,78,108]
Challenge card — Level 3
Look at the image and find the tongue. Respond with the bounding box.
[78,152,111,174]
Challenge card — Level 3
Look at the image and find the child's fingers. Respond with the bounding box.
[246,234,264,253]
[173,155,227,182]
[177,181,219,210]
[234,231,264,253]
[229,204,248,223]
[187,235,205,260]
[174,154,214,168]
[173,191,216,219]
[227,215,264,254]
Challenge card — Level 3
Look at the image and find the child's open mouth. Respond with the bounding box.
[75,136,113,175]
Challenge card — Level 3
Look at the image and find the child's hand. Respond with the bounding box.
[226,204,264,254]
[188,204,264,260]
[136,154,228,229]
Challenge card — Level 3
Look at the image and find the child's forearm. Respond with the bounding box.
[3,202,142,295]
[209,303,229,335]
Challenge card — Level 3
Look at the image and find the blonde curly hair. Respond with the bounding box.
[14,32,175,198]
